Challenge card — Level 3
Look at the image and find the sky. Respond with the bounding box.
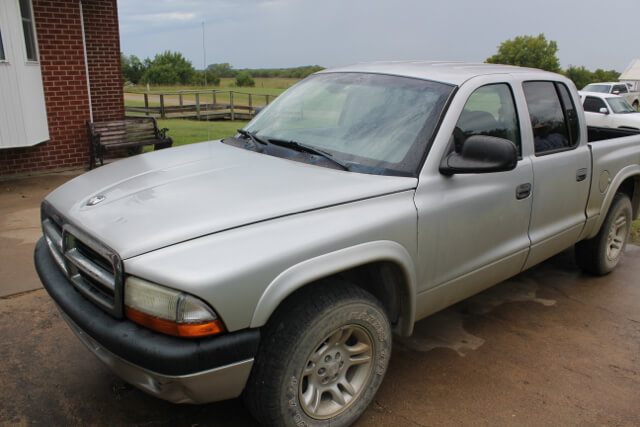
[118,0,639,73]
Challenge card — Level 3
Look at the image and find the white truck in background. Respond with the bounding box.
[583,82,640,109]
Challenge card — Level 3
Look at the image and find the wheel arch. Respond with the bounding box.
[250,241,417,336]
[591,169,640,237]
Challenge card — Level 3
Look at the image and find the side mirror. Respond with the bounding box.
[599,107,609,115]
[440,135,518,175]
[253,105,266,116]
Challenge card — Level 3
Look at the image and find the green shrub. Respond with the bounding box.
[235,71,255,87]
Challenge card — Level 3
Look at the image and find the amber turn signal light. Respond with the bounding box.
[125,307,225,338]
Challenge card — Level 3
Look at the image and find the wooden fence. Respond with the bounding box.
[124,90,277,120]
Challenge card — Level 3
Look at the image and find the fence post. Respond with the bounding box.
[144,93,149,116]
[179,93,183,106]
[213,90,217,106]
[196,93,201,120]
[230,92,235,121]
[265,95,271,105]
[160,94,165,119]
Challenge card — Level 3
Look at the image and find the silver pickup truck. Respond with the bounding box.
[35,62,640,427]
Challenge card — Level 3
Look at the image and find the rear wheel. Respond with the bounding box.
[575,192,632,275]
[633,100,639,111]
[244,281,391,427]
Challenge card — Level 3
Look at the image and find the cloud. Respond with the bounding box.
[118,0,640,71]
[129,12,197,23]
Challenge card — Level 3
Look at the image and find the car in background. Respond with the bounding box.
[579,91,640,129]
[582,82,640,109]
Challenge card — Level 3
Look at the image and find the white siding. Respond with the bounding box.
[0,0,49,148]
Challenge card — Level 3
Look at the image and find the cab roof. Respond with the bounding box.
[317,61,563,86]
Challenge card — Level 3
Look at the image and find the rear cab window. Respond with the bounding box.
[523,81,580,155]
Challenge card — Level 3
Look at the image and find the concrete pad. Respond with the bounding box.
[1,246,639,425]
[0,170,84,297]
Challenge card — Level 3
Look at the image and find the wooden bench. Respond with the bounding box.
[87,116,173,169]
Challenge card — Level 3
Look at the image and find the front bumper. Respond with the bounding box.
[34,237,260,404]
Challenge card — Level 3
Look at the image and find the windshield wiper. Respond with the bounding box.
[266,138,351,171]
[236,129,268,152]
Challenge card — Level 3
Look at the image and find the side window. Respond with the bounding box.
[613,84,628,94]
[523,81,576,155]
[19,0,38,62]
[454,83,521,154]
[583,96,607,113]
[556,83,580,145]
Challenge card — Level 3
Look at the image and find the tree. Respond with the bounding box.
[141,65,180,85]
[192,69,221,86]
[141,51,196,85]
[564,65,592,90]
[121,53,147,84]
[207,63,237,78]
[486,34,560,72]
[564,66,621,90]
[592,68,620,83]
[235,71,255,87]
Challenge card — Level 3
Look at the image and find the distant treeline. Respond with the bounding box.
[123,48,621,90]
[122,51,324,87]
[563,66,620,90]
[207,63,324,79]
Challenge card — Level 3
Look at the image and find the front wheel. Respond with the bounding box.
[245,281,391,427]
[575,192,632,275]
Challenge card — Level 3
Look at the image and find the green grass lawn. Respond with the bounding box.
[124,78,296,109]
[124,77,300,93]
[157,119,247,146]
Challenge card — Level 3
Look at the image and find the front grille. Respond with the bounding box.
[41,202,124,318]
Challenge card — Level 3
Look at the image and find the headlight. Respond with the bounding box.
[124,276,225,338]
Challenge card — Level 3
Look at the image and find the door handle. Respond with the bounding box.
[576,168,588,182]
[516,183,532,200]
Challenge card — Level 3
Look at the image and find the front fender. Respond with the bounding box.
[250,240,417,336]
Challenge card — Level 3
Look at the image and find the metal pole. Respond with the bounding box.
[202,21,207,87]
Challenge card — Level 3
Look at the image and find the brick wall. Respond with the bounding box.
[0,0,123,177]
[82,0,124,122]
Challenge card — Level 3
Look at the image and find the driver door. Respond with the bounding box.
[413,83,533,318]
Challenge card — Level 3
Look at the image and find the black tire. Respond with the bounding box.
[244,281,391,427]
[575,192,632,275]
[633,101,639,111]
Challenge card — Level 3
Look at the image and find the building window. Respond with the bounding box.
[0,29,6,61]
[19,0,38,61]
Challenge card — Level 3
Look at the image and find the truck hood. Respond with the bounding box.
[46,141,417,259]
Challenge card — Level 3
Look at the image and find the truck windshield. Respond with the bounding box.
[583,84,610,93]
[242,73,454,176]
[607,97,637,114]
